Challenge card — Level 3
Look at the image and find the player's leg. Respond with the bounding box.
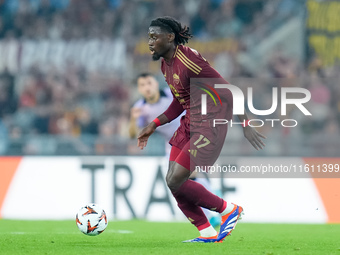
[167,145,236,242]
[167,145,217,242]
[183,174,243,241]
[170,137,243,242]
[168,144,226,211]
[188,129,244,242]
[168,161,220,242]
[189,173,221,228]
[166,145,181,185]
[168,122,243,242]
[168,146,219,229]
[170,162,243,242]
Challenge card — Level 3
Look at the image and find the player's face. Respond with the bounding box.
[137,76,159,101]
[148,26,171,61]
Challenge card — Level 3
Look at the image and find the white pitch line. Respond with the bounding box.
[4,229,134,235]
[105,229,134,234]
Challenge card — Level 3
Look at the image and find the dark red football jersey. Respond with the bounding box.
[161,45,232,125]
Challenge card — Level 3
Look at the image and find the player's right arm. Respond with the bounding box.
[137,113,168,150]
[137,96,184,149]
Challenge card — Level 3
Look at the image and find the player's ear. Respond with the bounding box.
[168,32,175,43]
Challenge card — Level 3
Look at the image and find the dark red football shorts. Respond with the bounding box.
[169,115,229,172]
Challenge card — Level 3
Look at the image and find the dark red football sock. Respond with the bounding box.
[176,199,209,228]
[172,179,226,229]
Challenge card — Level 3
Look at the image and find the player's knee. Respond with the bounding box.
[166,166,178,191]
[166,164,189,192]
[166,175,181,192]
[165,172,171,188]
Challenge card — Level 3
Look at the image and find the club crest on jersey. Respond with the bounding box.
[173,73,180,84]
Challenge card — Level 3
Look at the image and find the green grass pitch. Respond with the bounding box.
[0,220,339,255]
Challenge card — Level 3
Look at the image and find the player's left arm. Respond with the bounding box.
[237,113,266,150]
[186,48,266,149]
[189,49,266,150]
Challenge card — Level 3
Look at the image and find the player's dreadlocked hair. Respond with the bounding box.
[150,16,193,45]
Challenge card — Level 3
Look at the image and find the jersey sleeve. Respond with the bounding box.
[184,47,224,79]
[163,93,185,122]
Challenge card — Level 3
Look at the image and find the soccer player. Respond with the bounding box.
[138,17,266,243]
[129,73,181,155]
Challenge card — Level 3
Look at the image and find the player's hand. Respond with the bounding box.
[137,122,157,150]
[243,126,266,150]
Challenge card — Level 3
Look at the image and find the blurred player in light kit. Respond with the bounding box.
[129,73,181,154]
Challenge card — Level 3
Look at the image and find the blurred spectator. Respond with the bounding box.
[75,107,98,135]
[0,68,17,116]
[214,1,243,38]
[95,117,127,155]
[37,0,55,18]
[32,108,50,134]
[0,118,8,154]
[19,76,37,108]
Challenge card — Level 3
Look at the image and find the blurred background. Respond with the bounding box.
[0,0,339,157]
